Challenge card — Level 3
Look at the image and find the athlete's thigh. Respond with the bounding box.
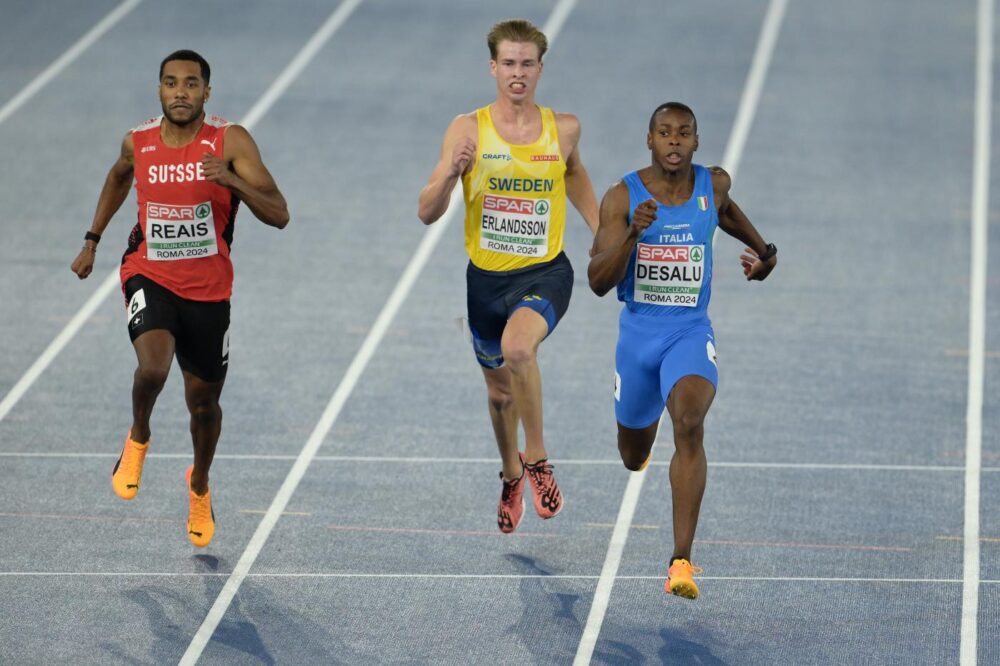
[480,363,513,395]
[614,321,666,430]
[508,253,574,338]
[659,325,718,406]
[124,275,178,371]
[182,369,225,409]
[466,264,511,369]
[175,298,230,383]
[501,306,549,353]
[665,374,716,425]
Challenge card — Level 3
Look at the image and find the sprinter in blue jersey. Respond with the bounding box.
[588,102,776,600]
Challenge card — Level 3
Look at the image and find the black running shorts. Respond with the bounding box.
[123,275,230,382]
[465,252,574,369]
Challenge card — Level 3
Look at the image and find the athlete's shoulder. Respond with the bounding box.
[204,113,232,129]
[130,115,162,134]
[707,165,731,192]
[553,111,581,132]
[444,112,478,139]
[601,178,630,208]
[454,111,478,127]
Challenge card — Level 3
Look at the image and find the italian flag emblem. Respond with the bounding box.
[697,196,708,211]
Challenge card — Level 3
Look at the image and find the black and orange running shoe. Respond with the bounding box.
[665,558,703,599]
[524,457,563,519]
[497,464,526,534]
[111,431,149,500]
[185,465,215,548]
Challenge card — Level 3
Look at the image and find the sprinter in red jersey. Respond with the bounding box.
[71,50,289,547]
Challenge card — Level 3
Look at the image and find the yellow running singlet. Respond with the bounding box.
[462,105,567,272]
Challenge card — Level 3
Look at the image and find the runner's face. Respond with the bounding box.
[490,41,542,102]
[647,108,698,173]
[159,60,209,126]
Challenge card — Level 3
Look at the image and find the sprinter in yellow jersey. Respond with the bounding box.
[418,19,599,534]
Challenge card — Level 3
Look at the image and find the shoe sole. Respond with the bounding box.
[668,581,699,600]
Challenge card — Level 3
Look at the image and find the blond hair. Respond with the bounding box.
[487,19,548,60]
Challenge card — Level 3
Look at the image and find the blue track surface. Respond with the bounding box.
[0,1,997,664]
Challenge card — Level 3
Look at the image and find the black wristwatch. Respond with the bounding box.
[84,231,102,244]
[758,242,777,262]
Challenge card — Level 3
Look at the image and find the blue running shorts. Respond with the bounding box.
[614,309,718,429]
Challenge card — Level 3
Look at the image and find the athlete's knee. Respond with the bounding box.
[486,384,514,413]
[619,445,651,472]
[134,366,169,392]
[618,427,656,471]
[500,339,536,371]
[671,408,706,441]
[188,397,221,425]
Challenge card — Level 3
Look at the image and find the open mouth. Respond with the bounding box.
[665,152,683,165]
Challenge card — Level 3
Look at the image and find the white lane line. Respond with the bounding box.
[1,451,993,472]
[0,271,119,422]
[0,0,143,127]
[239,0,364,130]
[2,572,995,585]
[573,2,788,662]
[179,2,579,662]
[573,463,651,666]
[720,0,788,178]
[961,0,992,663]
[0,0,144,420]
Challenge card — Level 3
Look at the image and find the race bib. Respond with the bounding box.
[145,201,218,261]
[479,194,549,257]
[634,243,704,307]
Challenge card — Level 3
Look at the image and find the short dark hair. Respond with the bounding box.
[159,50,210,84]
[648,102,697,132]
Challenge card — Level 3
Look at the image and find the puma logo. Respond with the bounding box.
[200,138,217,151]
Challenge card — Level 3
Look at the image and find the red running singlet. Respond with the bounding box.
[120,114,240,301]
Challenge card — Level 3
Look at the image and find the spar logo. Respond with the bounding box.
[148,202,212,221]
[484,194,550,216]
[638,245,691,262]
[149,203,195,220]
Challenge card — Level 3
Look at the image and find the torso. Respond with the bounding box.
[120,114,240,301]
[461,104,568,272]
[616,164,719,319]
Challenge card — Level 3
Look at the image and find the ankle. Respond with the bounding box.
[129,428,151,445]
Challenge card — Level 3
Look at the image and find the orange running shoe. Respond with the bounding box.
[497,465,526,534]
[524,456,563,519]
[185,465,215,548]
[665,558,703,600]
[111,432,149,500]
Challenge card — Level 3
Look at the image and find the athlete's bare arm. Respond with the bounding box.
[710,166,775,281]
[556,113,599,236]
[588,182,657,296]
[203,125,289,229]
[71,133,136,280]
[418,114,477,225]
